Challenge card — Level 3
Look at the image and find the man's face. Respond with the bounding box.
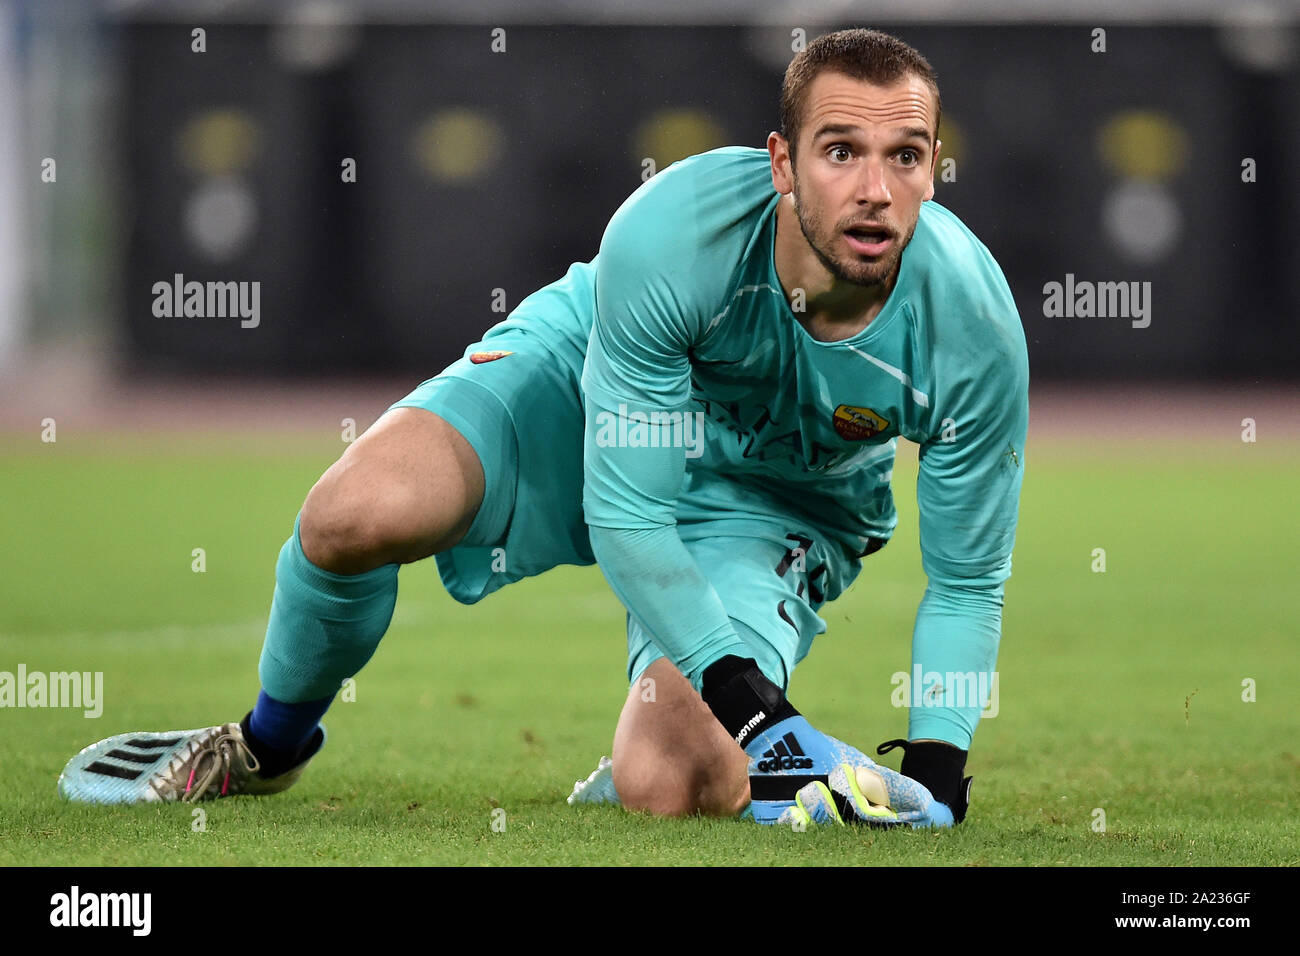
[782,71,939,288]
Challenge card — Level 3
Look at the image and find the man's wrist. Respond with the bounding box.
[879,737,972,822]
[700,655,797,748]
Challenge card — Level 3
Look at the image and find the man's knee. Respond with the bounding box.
[614,751,750,818]
[300,474,425,573]
[612,660,750,818]
[298,408,484,574]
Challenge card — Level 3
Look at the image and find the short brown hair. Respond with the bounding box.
[780,28,941,157]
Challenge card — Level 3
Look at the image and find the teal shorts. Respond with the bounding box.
[391,332,852,692]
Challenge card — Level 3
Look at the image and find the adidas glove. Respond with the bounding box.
[700,655,865,825]
[785,737,970,829]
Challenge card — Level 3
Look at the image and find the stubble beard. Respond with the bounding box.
[791,174,915,290]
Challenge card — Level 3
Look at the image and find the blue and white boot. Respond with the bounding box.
[566,756,620,806]
[58,720,323,804]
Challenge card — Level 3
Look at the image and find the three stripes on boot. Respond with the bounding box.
[84,737,181,780]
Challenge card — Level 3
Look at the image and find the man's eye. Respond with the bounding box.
[829,146,851,162]
[898,149,919,166]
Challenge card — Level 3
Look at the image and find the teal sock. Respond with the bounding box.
[257,515,399,703]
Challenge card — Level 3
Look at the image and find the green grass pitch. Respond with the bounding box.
[1,431,1296,866]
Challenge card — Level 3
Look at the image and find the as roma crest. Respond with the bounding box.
[832,404,889,441]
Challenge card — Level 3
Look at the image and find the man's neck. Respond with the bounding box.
[773,196,897,343]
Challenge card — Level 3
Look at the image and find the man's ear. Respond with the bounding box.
[924,138,941,202]
[768,130,794,196]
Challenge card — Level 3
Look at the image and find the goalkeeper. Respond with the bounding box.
[59,29,1026,828]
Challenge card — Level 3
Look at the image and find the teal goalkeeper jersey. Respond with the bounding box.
[517,145,1027,745]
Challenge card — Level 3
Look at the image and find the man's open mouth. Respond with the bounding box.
[844,225,893,255]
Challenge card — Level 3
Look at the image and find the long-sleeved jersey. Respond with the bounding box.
[576,146,1028,748]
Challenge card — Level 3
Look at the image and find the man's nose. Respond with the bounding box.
[856,157,891,205]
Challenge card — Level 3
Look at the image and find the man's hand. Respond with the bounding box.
[697,655,833,824]
[698,656,969,828]
[742,717,900,824]
[777,735,966,829]
[744,724,955,829]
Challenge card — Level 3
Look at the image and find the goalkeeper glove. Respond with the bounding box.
[785,737,970,829]
[700,655,897,825]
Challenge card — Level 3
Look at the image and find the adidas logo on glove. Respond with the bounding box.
[755,732,814,772]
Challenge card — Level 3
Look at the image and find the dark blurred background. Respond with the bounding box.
[3,0,1297,383]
